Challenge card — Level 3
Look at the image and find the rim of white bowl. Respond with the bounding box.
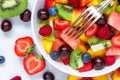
[31,0,120,77]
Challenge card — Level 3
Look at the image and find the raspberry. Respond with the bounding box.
[68,0,80,7]
[39,24,52,37]
[10,76,21,80]
[97,26,111,39]
[105,56,116,66]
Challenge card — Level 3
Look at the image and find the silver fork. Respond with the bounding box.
[65,0,113,39]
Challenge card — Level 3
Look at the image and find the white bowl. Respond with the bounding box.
[31,0,120,77]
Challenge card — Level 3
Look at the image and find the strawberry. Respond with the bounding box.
[39,24,52,37]
[106,46,120,56]
[97,25,111,39]
[68,0,80,7]
[45,0,56,10]
[23,54,46,75]
[85,24,98,37]
[105,56,116,66]
[10,76,21,80]
[14,37,34,57]
[80,0,92,7]
[111,33,120,47]
[54,19,70,31]
[79,61,93,72]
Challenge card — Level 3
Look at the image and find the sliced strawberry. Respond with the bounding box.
[85,24,98,37]
[111,33,120,47]
[106,46,120,56]
[45,0,56,10]
[79,61,93,72]
[54,19,70,31]
[14,37,34,57]
[80,0,92,7]
[23,54,46,75]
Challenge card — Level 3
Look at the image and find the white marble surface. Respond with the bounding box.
[0,0,68,80]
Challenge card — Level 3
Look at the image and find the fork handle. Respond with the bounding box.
[96,0,113,13]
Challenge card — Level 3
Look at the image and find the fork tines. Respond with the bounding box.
[65,6,102,39]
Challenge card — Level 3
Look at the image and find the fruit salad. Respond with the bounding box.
[37,0,120,72]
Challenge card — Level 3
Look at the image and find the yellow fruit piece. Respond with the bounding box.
[71,8,82,26]
[94,74,109,80]
[87,48,105,58]
[42,38,54,54]
[80,34,88,43]
[87,0,99,7]
[56,0,68,4]
[112,68,120,80]
[109,0,118,16]
[79,40,87,53]
[67,75,80,80]
[49,16,60,21]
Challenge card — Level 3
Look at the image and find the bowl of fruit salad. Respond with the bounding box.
[31,0,120,77]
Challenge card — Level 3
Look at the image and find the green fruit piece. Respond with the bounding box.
[104,1,114,15]
[0,0,28,18]
[70,48,83,70]
[116,5,120,13]
[43,33,55,41]
[39,20,49,27]
[87,36,100,45]
[55,4,73,21]
[90,40,112,52]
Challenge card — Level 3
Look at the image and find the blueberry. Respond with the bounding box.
[0,56,5,64]
[50,51,60,60]
[81,52,91,63]
[48,7,58,16]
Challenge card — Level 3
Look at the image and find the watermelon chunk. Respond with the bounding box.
[52,39,65,51]
[106,46,120,56]
[60,28,81,50]
[108,11,120,31]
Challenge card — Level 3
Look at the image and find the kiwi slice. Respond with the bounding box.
[70,48,83,70]
[87,36,100,45]
[55,4,73,21]
[0,0,28,18]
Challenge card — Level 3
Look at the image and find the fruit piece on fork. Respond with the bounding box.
[61,0,112,50]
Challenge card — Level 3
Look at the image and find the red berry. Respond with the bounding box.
[111,33,120,47]
[85,24,98,37]
[79,61,93,72]
[10,76,21,80]
[97,25,111,39]
[68,0,80,7]
[105,56,116,66]
[39,24,52,36]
